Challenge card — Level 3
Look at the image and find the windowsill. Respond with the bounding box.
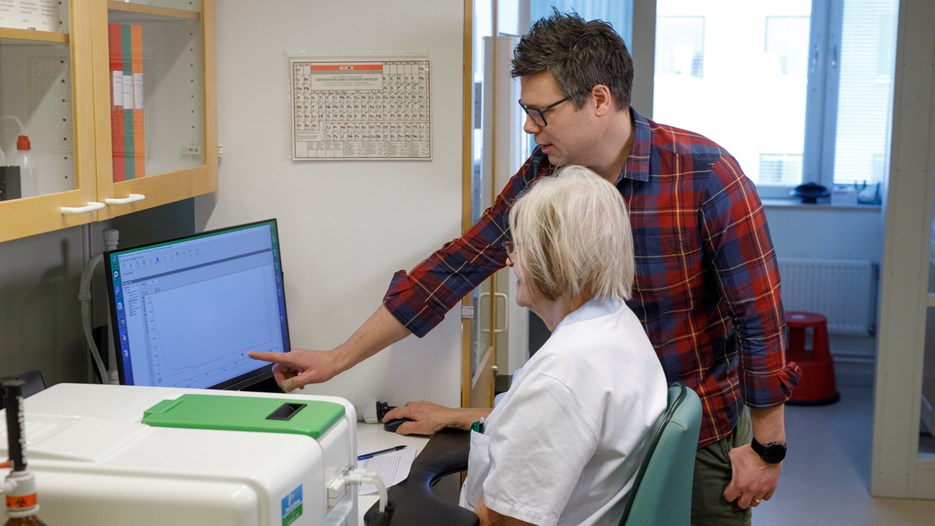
[762,198,882,211]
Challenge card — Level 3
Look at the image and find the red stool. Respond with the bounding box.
[785,311,840,405]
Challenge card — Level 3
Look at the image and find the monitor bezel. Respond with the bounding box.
[103,218,290,391]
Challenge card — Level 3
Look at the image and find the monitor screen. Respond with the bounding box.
[104,219,290,390]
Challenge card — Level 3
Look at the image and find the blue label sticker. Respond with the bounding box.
[281,484,303,526]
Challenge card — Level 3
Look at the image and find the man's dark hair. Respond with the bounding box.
[511,9,633,110]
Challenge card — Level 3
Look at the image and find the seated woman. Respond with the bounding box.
[455,165,668,526]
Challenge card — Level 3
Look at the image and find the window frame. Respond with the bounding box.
[801,0,842,192]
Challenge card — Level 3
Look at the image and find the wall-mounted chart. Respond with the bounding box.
[289,51,431,160]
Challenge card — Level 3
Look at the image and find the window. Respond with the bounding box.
[760,153,803,185]
[656,17,705,78]
[653,0,898,199]
[827,2,898,187]
[765,16,810,76]
[531,0,633,49]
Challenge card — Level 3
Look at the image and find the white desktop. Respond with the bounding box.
[0,383,431,525]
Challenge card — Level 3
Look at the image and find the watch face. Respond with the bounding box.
[753,438,787,463]
[763,443,786,463]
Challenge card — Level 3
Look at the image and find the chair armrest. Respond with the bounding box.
[364,428,479,526]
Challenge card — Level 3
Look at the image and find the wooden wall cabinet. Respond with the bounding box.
[0,0,216,243]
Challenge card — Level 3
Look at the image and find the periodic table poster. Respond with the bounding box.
[289,52,431,160]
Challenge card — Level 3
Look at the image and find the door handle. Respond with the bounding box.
[478,292,510,334]
[493,292,509,334]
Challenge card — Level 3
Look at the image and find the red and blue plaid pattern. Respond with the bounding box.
[384,108,800,447]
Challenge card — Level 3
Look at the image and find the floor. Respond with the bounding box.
[754,384,935,525]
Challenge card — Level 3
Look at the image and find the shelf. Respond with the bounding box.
[0,0,215,242]
[108,1,201,21]
[0,27,69,44]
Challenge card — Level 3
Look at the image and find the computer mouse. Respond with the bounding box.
[383,418,412,433]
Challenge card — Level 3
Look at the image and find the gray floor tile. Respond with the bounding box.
[754,385,935,525]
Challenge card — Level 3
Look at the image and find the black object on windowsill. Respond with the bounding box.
[791,182,830,204]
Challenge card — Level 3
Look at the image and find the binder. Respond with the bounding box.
[131,24,145,179]
[121,24,135,180]
[108,23,125,182]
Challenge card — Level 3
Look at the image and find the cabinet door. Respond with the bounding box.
[0,1,100,242]
[91,0,217,219]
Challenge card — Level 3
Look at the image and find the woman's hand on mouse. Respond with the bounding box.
[383,401,492,435]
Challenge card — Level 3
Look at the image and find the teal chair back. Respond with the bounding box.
[619,382,702,526]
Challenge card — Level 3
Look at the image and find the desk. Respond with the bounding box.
[356,422,429,524]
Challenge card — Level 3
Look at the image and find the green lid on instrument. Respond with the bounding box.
[142,394,345,439]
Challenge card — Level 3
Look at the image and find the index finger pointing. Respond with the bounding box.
[248,351,289,364]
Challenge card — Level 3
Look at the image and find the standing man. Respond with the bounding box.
[251,11,799,525]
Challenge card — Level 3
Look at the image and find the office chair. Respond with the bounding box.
[365,383,702,526]
[618,382,702,526]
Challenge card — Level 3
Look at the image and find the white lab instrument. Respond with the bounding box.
[0,384,360,526]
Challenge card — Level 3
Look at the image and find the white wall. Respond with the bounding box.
[196,0,465,410]
[765,205,883,262]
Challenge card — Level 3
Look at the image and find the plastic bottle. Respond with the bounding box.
[3,498,47,525]
[4,518,46,525]
[13,136,37,198]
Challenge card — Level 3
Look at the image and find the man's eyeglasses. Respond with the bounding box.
[518,96,570,127]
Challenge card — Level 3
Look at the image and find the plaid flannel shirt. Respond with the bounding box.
[383,108,800,447]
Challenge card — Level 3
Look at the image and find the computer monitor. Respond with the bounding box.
[104,219,290,390]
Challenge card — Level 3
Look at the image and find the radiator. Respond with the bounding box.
[777,258,878,336]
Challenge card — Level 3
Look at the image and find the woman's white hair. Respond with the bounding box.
[508,165,635,302]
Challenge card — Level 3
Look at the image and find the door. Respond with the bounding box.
[463,32,530,409]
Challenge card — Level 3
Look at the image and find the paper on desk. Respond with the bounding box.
[357,446,417,495]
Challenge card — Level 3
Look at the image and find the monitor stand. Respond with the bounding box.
[241,375,283,394]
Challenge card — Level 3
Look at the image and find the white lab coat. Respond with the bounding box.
[459,298,667,526]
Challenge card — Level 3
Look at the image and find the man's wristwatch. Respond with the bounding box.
[751,437,787,464]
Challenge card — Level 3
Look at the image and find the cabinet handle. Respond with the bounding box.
[60,202,105,215]
[105,193,146,205]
